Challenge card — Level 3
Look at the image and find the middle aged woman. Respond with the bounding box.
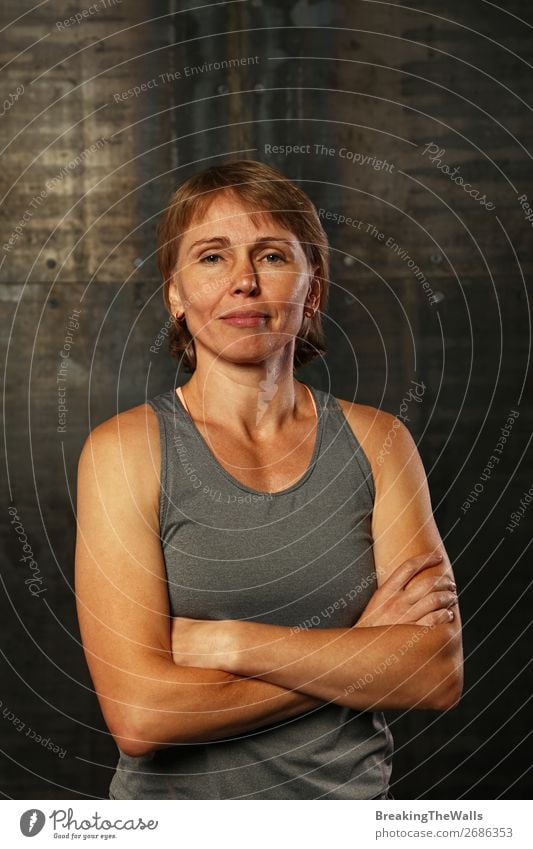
[76,159,463,800]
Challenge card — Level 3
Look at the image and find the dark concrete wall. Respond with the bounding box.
[1,0,531,799]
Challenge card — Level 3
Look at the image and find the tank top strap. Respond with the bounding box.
[310,385,376,504]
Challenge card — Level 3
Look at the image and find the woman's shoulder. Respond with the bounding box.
[335,396,400,437]
[334,396,413,477]
[78,401,160,481]
[83,400,159,442]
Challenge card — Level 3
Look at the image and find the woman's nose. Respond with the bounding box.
[231,255,258,294]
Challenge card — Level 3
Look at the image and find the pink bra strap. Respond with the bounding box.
[304,383,318,417]
[176,385,190,414]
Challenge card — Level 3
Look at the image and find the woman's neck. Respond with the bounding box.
[180,368,314,439]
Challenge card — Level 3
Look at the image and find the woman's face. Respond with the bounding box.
[169,191,318,367]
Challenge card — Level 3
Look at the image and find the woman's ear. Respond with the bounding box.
[307,266,321,311]
[167,268,183,315]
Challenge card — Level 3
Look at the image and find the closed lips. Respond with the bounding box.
[220,311,269,318]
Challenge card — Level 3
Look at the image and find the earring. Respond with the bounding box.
[304,306,315,318]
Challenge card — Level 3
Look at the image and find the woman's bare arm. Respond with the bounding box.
[75,404,322,758]
[173,610,460,712]
[169,407,464,711]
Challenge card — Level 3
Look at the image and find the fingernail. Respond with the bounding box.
[448,609,454,619]
[450,582,457,589]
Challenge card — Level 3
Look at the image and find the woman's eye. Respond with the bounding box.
[200,254,222,264]
[199,252,284,264]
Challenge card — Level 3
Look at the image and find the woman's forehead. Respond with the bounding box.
[185,191,294,238]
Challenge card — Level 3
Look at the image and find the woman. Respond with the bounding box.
[75,159,463,800]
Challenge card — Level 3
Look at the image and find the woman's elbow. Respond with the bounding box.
[427,647,464,710]
[115,735,152,758]
[104,699,166,757]
[432,667,463,710]
[424,621,463,710]
[110,714,155,758]
[114,710,207,755]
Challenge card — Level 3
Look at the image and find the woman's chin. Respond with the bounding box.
[211,337,290,363]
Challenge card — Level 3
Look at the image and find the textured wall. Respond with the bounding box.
[1,0,531,799]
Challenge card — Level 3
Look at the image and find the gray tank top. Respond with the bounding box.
[109,382,394,800]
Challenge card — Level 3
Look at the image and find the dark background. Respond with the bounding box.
[1,0,531,799]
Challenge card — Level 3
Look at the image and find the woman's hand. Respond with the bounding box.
[355,551,458,628]
[170,616,237,670]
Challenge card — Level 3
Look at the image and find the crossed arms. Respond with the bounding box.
[75,402,463,758]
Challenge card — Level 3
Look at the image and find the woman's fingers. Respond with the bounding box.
[356,552,456,627]
[409,590,458,621]
[416,607,455,627]
[384,551,444,593]
[403,572,456,603]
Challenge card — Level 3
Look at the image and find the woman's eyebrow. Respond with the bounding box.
[187,236,295,255]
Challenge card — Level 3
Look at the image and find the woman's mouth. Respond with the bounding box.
[220,312,269,327]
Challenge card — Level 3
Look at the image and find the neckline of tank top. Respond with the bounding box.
[169,382,327,498]
[177,382,318,418]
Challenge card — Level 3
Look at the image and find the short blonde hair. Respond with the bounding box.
[156,159,330,372]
